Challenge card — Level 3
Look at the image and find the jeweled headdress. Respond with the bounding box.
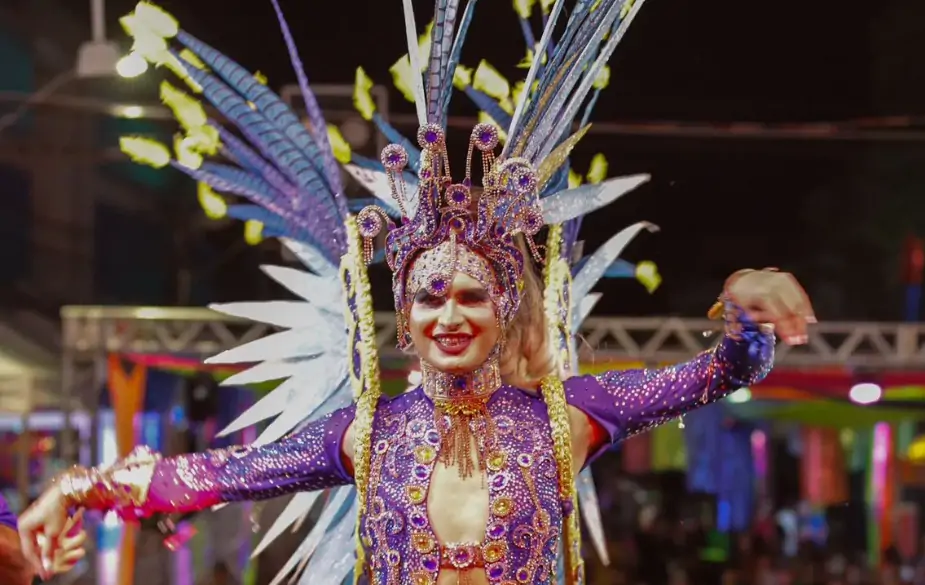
[357,120,544,346]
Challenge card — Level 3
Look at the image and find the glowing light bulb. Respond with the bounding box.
[116,52,148,78]
[117,105,144,118]
[849,382,881,405]
[727,387,751,403]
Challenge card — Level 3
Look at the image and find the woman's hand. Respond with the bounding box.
[17,484,71,580]
[725,268,815,345]
[47,510,87,576]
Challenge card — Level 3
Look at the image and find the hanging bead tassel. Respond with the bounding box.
[433,396,495,479]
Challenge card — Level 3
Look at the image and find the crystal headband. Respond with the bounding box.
[357,122,543,348]
[406,240,501,310]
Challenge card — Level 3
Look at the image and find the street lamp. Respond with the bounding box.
[76,0,121,78]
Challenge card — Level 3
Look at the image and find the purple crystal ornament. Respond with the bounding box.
[487,522,507,539]
[522,208,543,236]
[380,144,408,170]
[356,207,384,238]
[445,184,471,209]
[416,123,445,150]
[514,168,538,193]
[488,565,505,579]
[427,274,449,296]
[471,122,499,151]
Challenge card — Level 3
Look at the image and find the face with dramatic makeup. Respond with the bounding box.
[406,248,502,374]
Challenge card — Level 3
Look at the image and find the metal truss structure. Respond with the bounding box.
[57,305,925,462]
[61,305,925,371]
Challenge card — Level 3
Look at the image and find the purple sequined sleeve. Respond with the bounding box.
[143,405,356,514]
[566,307,774,466]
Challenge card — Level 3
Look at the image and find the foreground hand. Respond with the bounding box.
[18,484,70,580]
[47,510,87,575]
[725,268,815,345]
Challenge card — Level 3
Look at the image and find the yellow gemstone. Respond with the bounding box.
[487,451,507,471]
[483,541,506,563]
[414,445,437,464]
[492,497,513,517]
[412,532,435,553]
[412,572,431,585]
[407,485,426,504]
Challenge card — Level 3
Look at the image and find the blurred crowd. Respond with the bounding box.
[584,504,923,585]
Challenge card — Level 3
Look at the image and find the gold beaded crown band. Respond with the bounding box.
[357,121,543,348]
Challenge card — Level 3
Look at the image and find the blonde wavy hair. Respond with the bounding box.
[498,236,557,390]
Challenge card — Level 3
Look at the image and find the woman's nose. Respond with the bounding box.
[437,300,463,329]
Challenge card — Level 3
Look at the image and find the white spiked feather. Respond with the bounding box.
[205,328,335,365]
[541,174,650,225]
[252,491,324,557]
[268,487,354,585]
[252,373,349,447]
[259,266,345,311]
[280,238,338,277]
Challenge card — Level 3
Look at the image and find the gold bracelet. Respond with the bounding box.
[53,447,159,511]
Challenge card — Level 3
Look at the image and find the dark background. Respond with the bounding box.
[41,0,925,320]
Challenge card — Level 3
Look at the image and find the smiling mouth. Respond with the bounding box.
[432,333,474,356]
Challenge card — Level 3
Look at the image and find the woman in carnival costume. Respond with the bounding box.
[18,1,815,584]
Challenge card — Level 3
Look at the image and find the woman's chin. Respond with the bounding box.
[426,350,486,374]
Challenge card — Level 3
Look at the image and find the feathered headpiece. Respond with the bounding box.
[349,0,653,350]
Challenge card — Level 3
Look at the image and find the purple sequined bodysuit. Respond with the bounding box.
[108,320,773,585]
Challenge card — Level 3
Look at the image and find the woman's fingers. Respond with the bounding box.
[19,531,43,577]
[62,509,84,537]
[53,546,87,573]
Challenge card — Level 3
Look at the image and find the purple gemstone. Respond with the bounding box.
[453,377,467,390]
[422,556,439,571]
[491,474,508,489]
[413,465,428,480]
[488,523,506,539]
[425,429,440,445]
[421,169,432,178]
[516,568,529,581]
[431,278,446,292]
[425,130,438,143]
[410,512,428,528]
[452,190,466,202]
[489,566,505,579]
[519,174,530,186]
[479,130,493,143]
[454,550,470,564]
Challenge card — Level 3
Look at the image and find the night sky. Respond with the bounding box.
[62,0,925,320]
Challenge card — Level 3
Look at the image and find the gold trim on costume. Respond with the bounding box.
[341,215,383,585]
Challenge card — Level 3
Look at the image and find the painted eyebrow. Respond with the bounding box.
[414,289,440,303]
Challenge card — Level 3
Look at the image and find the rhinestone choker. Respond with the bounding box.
[421,353,502,478]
